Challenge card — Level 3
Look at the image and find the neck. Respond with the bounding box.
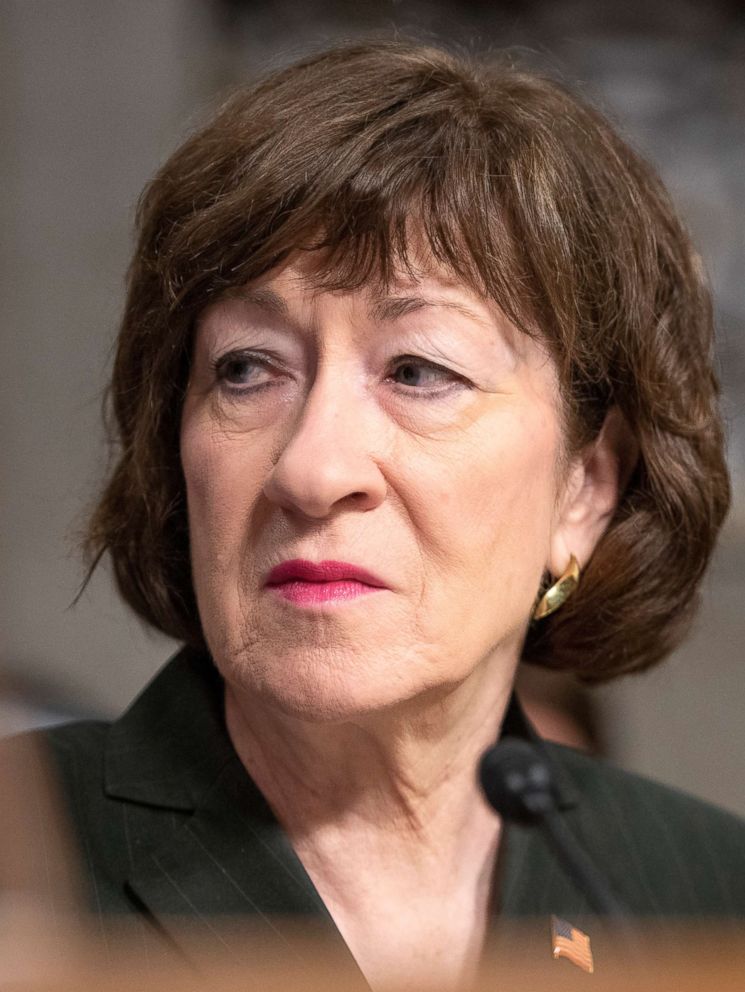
[225,655,517,991]
[224,653,515,867]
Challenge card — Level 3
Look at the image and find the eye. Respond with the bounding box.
[387,356,470,394]
[212,349,282,393]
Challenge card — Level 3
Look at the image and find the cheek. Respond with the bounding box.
[413,406,560,596]
[180,412,268,580]
[181,411,283,666]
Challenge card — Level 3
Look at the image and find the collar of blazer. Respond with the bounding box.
[103,647,585,959]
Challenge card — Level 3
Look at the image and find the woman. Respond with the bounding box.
[38,40,744,990]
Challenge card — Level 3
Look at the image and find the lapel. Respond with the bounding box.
[105,648,354,964]
[105,647,592,960]
[495,692,591,921]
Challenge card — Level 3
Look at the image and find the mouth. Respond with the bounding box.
[264,559,388,607]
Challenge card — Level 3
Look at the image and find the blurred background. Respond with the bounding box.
[1,0,743,815]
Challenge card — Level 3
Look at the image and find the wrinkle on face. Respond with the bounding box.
[181,251,565,743]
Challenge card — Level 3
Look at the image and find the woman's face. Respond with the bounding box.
[181,254,584,721]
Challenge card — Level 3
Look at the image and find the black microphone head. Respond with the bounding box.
[478,736,556,824]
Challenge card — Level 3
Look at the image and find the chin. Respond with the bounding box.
[218,645,432,725]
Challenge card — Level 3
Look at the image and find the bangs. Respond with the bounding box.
[155,79,545,353]
[298,174,535,341]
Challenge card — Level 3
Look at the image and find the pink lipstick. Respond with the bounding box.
[264,559,388,606]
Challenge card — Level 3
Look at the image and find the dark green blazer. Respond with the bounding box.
[34,647,745,963]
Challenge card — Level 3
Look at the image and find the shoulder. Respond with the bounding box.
[547,741,745,916]
[39,717,110,763]
[2,719,124,913]
[551,740,745,845]
[2,718,111,805]
[4,649,226,915]
[16,715,195,916]
[33,718,111,804]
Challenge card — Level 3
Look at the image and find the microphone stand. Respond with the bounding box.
[480,736,638,944]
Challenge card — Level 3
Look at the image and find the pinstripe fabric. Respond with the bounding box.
[35,647,745,965]
[497,747,745,920]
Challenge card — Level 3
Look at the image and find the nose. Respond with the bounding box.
[262,373,387,519]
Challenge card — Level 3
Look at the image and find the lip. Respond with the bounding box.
[265,559,388,588]
[264,559,389,608]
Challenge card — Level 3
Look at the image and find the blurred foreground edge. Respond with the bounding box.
[1,917,745,991]
[1,726,744,991]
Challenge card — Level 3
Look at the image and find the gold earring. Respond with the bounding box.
[532,555,581,620]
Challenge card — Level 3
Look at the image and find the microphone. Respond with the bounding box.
[479,736,629,919]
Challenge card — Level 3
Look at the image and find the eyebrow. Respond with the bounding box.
[232,287,290,318]
[370,295,488,325]
[231,287,488,329]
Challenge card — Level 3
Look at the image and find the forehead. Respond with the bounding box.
[217,248,525,343]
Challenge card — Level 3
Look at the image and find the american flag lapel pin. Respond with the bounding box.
[550,915,594,974]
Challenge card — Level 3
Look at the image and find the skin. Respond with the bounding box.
[181,251,627,991]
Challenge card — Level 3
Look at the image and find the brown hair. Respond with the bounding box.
[86,40,730,681]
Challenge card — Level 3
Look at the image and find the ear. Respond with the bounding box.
[548,407,638,577]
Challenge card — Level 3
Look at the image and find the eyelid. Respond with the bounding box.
[395,354,467,374]
[212,346,283,374]
[387,355,473,392]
